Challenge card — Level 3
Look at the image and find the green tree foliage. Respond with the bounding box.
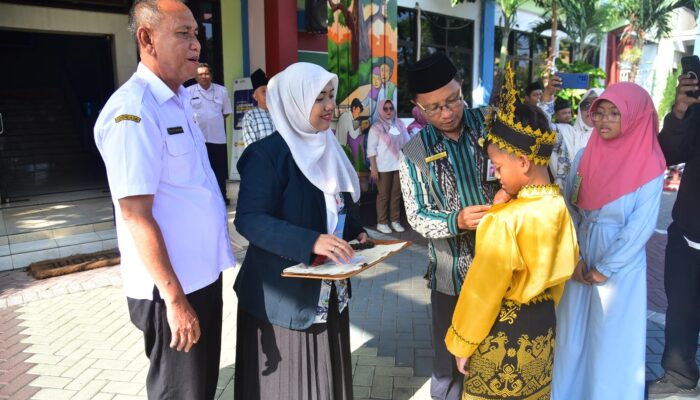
[658,68,681,120]
[615,0,690,81]
[532,0,617,62]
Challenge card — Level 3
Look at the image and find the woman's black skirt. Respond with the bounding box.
[463,292,556,400]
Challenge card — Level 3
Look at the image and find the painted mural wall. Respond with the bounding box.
[327,0,398,179]
[328,0,398,121]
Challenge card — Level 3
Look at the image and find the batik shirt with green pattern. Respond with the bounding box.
[399,107,499,296]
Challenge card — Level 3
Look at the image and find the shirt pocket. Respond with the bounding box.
[190,97,203,109]
[164,131,196,183]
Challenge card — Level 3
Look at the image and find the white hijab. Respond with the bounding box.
[266,62,360,204]
[557,88,604,160]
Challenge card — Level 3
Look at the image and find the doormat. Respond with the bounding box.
[28,249,120,279]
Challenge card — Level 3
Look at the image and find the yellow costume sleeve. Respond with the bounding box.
[445,212,521,358]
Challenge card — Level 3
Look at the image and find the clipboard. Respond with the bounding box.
[282,240,412,280]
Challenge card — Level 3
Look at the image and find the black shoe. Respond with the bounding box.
[647,376,700,399]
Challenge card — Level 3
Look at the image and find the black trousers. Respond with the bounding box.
[430,290,463,400]
[127,276,223,400]
[662,222,700,388]
[206,142,228,200]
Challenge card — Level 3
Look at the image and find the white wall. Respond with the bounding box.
[397,0,482,104]
[247,0,266,73]
[0,3,135,86]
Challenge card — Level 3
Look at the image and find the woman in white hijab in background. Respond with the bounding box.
[233,62,369,400]
[544,88,605,186]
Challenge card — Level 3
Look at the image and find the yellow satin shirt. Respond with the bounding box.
[445,185,579,358]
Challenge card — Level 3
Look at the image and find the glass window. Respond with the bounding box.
[397,7,474,116]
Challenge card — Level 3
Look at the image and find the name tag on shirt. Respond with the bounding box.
[425,151,448,163]
[571,173,582,204]
[167,126,185,135]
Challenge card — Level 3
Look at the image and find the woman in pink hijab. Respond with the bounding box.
[367,99,410,234]
[553,82,666,400]
[407,106,428,135]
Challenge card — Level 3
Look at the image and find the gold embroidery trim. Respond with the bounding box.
[115,114,141,123]
[449,324,482,346]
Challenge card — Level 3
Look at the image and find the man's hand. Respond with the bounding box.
[456,356,470,375]
[584,267,608,285]
[165,295,201,352]
[542,75,562,103]
[672,73,700,120]
[457,205,491,231]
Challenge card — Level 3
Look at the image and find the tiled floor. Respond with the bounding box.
[0,184,246,271]
[0,190,116,271]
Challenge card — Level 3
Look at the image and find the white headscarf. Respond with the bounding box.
[557,88,604,161]
[266,62,360,203]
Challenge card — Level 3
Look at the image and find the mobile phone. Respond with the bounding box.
[681,55,700,98]
[557,73,589,90]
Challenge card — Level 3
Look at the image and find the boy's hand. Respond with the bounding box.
[456,356,470,375]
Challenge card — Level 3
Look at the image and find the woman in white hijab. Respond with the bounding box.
[233,62,369,400]
[544,88,604,186]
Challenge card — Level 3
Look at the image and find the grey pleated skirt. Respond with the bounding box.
[233,295,353,400]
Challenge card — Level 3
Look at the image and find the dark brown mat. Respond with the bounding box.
[28,249,120,279]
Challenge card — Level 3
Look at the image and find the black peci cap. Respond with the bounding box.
[407,52,458,95]
[250,68,269,91]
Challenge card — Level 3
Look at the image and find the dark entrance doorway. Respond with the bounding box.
[0,29,114,201]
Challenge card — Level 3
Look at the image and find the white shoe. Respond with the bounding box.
[391,221,405,232]
[376,223,392,234]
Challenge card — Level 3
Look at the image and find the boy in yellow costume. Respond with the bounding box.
[445,66,579,400]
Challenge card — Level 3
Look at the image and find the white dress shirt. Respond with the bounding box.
[94,63,236,300]
[187,83,232,144]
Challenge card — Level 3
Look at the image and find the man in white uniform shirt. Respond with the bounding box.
[188,63,232,204]
[93,0,235,398]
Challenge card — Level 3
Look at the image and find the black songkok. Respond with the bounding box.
[250,68,269,92]
[407,52,458,95]
[525,81,544,95]
[554,98,571,112]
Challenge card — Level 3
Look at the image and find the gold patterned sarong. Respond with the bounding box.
[462,292,555,400]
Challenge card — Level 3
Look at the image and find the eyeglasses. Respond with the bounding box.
[383,106,394,112]
[590,111,621,122]
[415,93,464,117]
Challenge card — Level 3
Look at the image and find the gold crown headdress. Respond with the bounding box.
[485,65,556,166]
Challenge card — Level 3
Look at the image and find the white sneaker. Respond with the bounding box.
[391,221,405,232]
[376,223,392,234]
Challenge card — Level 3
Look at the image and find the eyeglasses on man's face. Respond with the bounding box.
[590,110,621,122]
[415,92,464,117]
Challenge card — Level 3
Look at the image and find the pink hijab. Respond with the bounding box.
[407,106,427,134]
[576,82,666,211]
[372,99,410,159]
